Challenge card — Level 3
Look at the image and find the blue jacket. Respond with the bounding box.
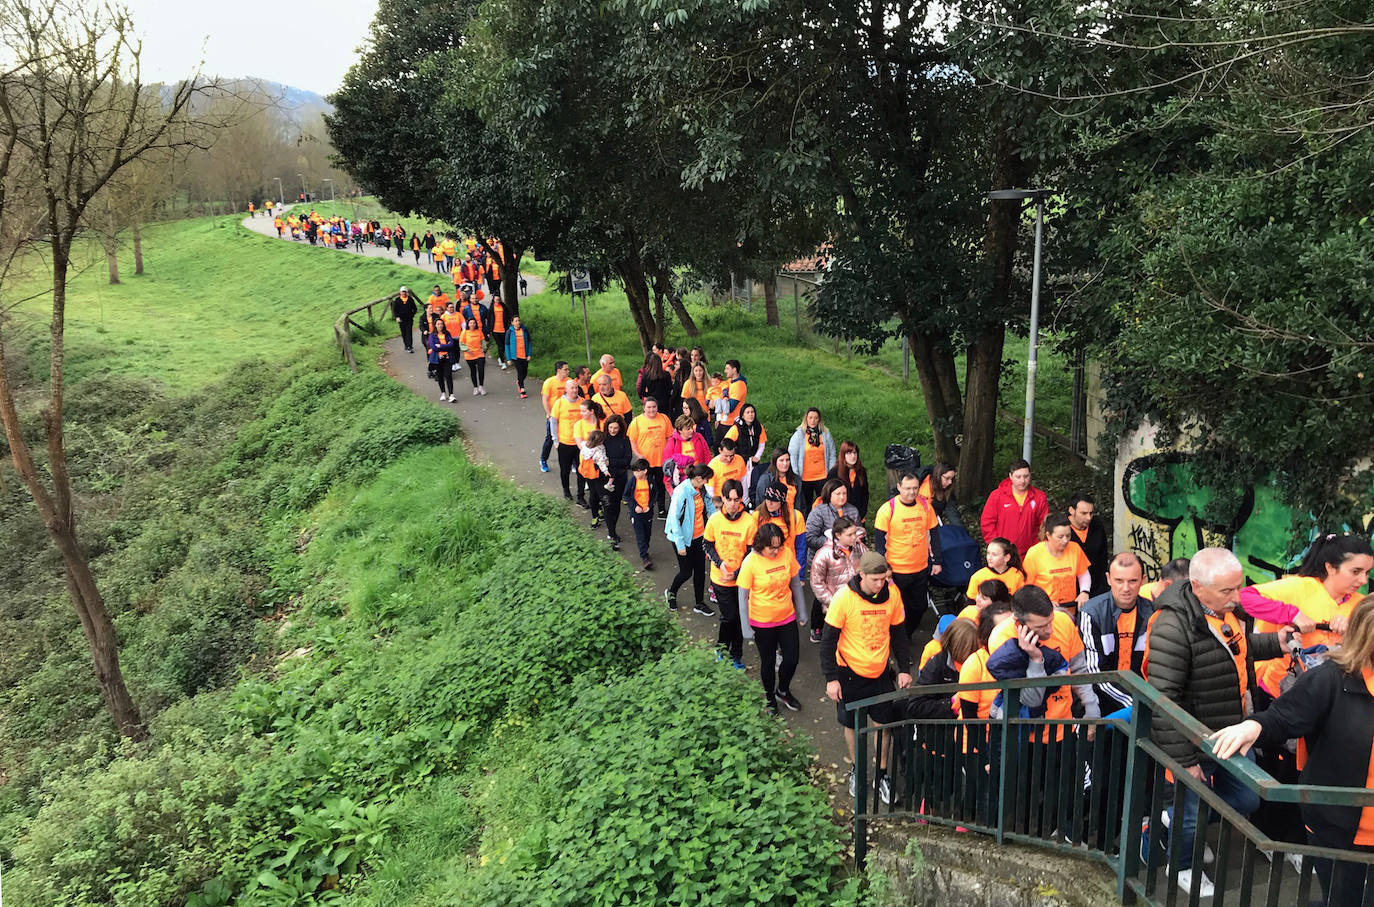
[788,426,836,480]
[504,325,531,361]
[427,333,455,366]
[665,480,717,550]
[1078,591,1156,713]
[987,636,1069,717]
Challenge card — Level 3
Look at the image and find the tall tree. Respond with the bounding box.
[0,0,213,739]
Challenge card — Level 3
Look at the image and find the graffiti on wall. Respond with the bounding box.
[1119,451,1294,585]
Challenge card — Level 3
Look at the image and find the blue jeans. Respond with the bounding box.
[1169,754,1259,870]
[540,418,555,463]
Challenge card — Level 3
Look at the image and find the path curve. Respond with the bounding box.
[239,208,852,798]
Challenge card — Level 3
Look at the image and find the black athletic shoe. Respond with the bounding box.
[610,538,621,551]
[664,588,678,611]
[775,689,802,712]
[642,557,654,571]
[767,701,780,717]
[577,497,589,509]
[692,602,715,617]
[809,628,823,644]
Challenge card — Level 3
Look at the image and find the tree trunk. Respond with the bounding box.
[132,220,143,275]
[763,277,779,326]
[0,257,144,740]
[958,326,1005,502]
[651,280,667,342]
[615,256,657,354]
[908,329,962,467]
[655,267,699,338]
[500,243,525,319]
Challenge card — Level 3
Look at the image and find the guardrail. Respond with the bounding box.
[333,294,397,372]
[849,670,1374,905]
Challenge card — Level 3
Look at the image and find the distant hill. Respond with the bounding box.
[218,78,333,128]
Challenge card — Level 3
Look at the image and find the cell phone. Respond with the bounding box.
[1020,625,1040,647]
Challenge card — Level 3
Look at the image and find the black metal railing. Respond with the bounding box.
[849,670,1374,905]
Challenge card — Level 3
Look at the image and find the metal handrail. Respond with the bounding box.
[849,668,1374,905]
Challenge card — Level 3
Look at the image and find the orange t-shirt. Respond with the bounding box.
[721,378,747,425]
[632,476,651,511]
[427,292,450,313]
[738,548,800,627]
[441,312,463,337]
[826,583,906,679]
[958,648,997,719]
[956,604,980,623]
[757,507,805,543]
[691,493,706,538]
[593,391,633,423]
[490,303,505,334]
[704,510,757,587]
[542,376,565,413]
[460,328,484,360]
[965,566,1026,599]
[551,396,581,444]
[681,381,708,409]
[628,413,672,468]
[920,638,942,670]
[707,454,748,499]
[578,447,600,480]
[873,496,938,573]
[1022,542,1091,605]
[1251,576,1355,697]
[801,435,827,481]
[591,367,623,392]
[512,331,527,360]
[1115,608,1139,672]
[573,416,597,447]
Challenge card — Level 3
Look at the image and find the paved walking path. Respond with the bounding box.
[239,208,855,796]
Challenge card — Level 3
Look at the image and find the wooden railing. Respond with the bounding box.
[333,294,397,372]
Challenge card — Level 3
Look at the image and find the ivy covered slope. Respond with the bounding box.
[4,348,854,905]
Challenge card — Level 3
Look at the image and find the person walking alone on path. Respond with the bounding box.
[665,464,717,616]
[391,286,418,354]
[504,316,531,398]
[790,407,836,513]
[739,523,805,715]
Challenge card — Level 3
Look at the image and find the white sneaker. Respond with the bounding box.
[500,361,508,370]
[1159,811,1213,864]
[1174,868,1213,898]
[877,774,893,805]
[439,392,447,401]
[479,386,488,395]
[473,387,480,396]
[1260,848,1304,874]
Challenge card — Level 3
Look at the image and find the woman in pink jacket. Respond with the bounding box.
[807,516,866,643]
[663,414,712,471]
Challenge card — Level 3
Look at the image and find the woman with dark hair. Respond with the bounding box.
[757,482,807,573]
[681,396,716,455]
[919,461,962,528]
[1211,591,1374,907]
[752,447,801,514]
[1243,533,1374,700]
[739,522,804,715]
[601,414,633,551]
[663,413,712,482]
[724,403,768,501]
[428,320,456,402]
[788,407,836,513]
[1022,512,1092,618]
[805,478,862,568]
[636,350,673,411]
[827,439,870,521]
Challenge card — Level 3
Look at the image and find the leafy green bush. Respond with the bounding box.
[422,649,857,906]
[7,730,256,907]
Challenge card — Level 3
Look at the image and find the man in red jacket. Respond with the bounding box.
[979,458,1048,558]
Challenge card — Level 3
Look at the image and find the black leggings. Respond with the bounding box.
[603,470,625,538]
[800,479,826,514]
[513,358,529,389]
[669,536,706,606]
[434,359,454,395]
[467,357,485,387]
[754,621,799,704]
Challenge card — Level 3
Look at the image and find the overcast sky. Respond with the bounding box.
[122,0,376,96]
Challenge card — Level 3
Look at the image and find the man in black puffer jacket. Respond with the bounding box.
[1146,547,1294,895]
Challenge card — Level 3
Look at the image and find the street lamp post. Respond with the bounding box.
[273,177,284,207]
[988,188,1050,464]
[322,178,335,215]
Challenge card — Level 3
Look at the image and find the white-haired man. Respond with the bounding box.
[1145,547,1297,896]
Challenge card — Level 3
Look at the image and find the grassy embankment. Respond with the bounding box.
[0,213,857,905]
